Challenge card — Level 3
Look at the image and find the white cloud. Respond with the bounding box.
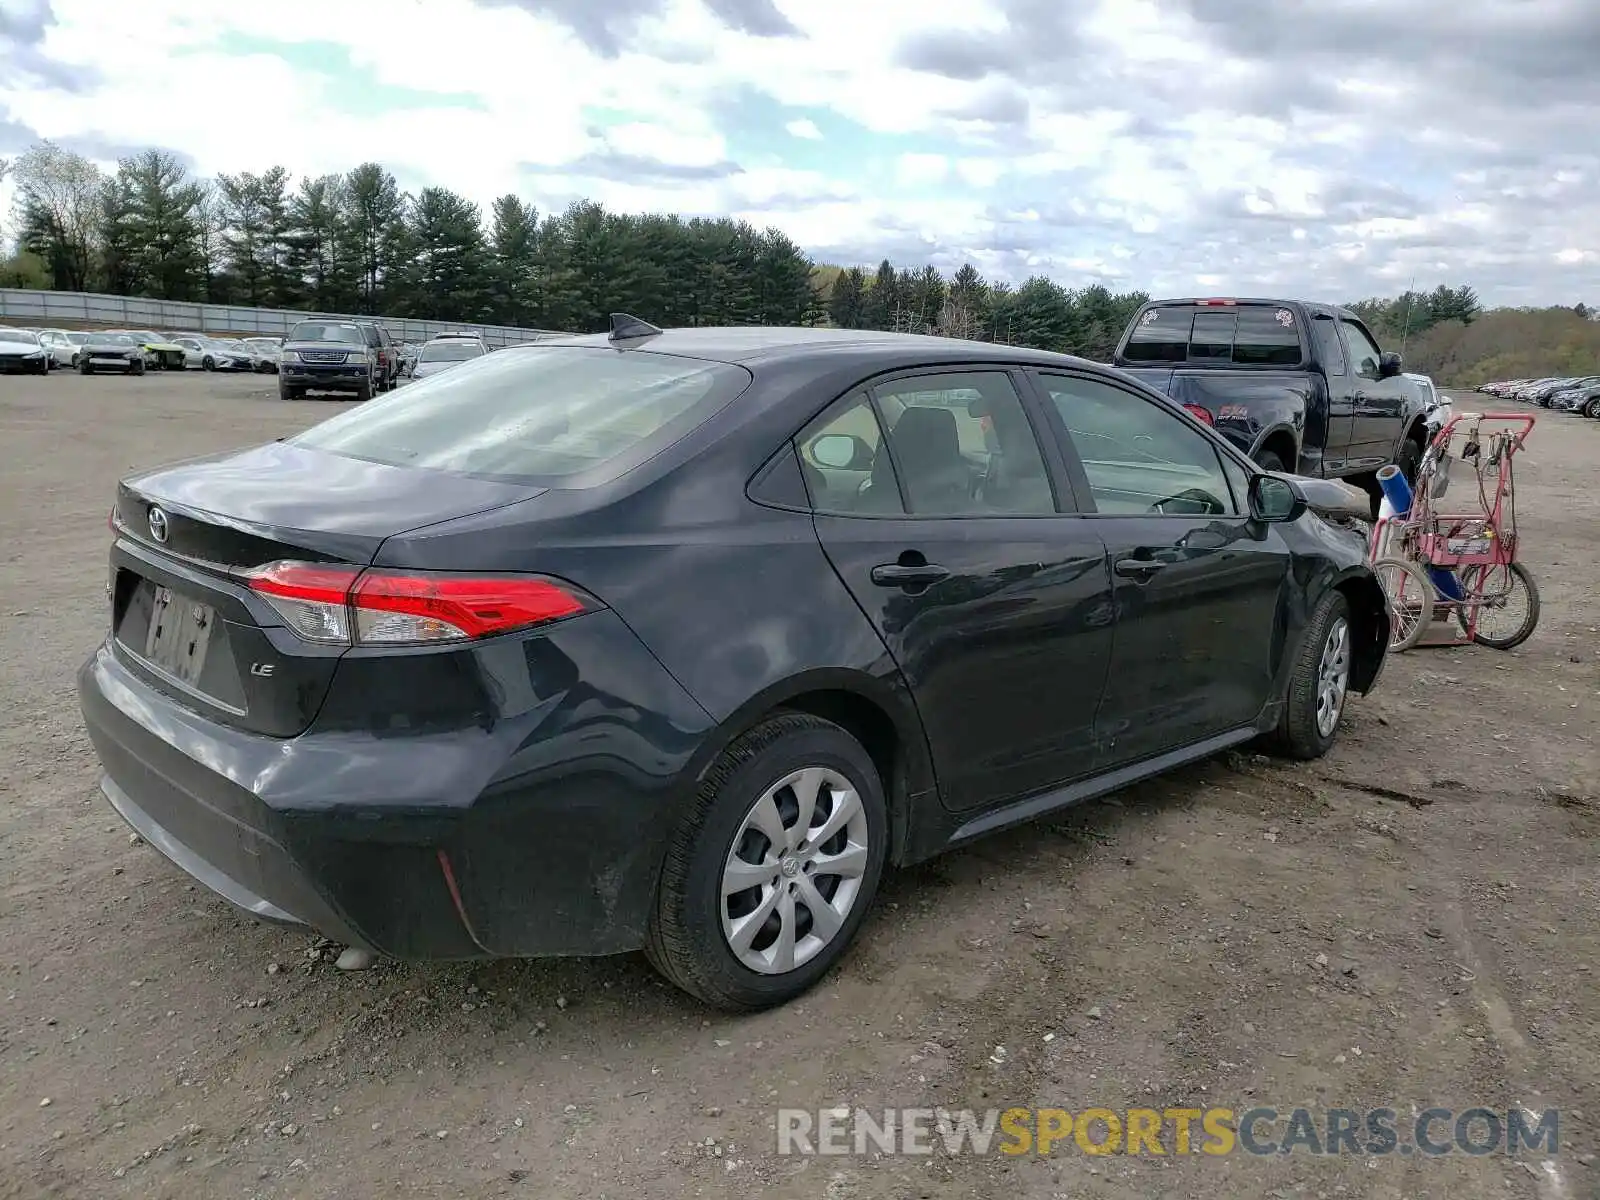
[0,0,1595,302]
[894,153,949,188]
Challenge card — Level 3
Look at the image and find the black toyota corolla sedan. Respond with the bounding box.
[78,320,1389,1010]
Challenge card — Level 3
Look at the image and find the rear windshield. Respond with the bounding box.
[289,321,367,345]
[419,342,483,362]
[292,346,753,482]
[1120,304,1305,367]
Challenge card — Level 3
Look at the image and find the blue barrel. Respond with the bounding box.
[1376,464,1413,516]
[1376,464,1462,601]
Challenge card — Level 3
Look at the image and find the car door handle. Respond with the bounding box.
[1113,557,1167,579]
[870,563,951,588]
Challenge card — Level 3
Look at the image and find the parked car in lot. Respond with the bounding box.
[112,330,187,370]
[34,328,81,368]
[78,322,1391,1010]
[0,327,52,373]
[1111,298,1431,504]
[1403,371,1452,442]
[406,335,486,381]
[243,337,282,373]
[77,332,148,375]
[278,319,383,400]
[356,321,401,390]
[1549,377,1600,417]
[173,335,254,371]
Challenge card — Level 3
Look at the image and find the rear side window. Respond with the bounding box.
[1121,304,1303,367]
[290,321,366,345]
[798,392,900,515]
[293,346,751,482]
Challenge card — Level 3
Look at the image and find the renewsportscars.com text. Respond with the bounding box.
[776,1106,1560,1158]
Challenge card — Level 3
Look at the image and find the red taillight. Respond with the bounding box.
[1182,402,1216,426]
[243,561,590,646]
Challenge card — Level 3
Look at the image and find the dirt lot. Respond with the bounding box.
[1,371,1596,1200]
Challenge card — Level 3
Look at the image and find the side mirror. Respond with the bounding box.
[1249,473,1307,523]
[1378,351,1403,378]
[811,433,876,471]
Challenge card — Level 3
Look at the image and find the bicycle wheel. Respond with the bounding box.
[1372,556,1434,652]
[1455,562,1540,650]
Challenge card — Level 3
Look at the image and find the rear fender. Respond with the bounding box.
[673,668,938,866]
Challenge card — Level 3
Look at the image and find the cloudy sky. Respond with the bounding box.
[1,0,1597,305]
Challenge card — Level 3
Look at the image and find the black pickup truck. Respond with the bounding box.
[1110,297,1430,491]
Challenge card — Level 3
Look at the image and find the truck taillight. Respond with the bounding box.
[244,561,593,646]
[1182,403,1216,426]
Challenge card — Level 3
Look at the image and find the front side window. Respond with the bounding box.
[1340,320,1382,378]
[293,345,751,482]
[871,371,1056,515]
[1038,373,1238,516]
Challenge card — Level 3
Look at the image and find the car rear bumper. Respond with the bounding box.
[77,610,714,960]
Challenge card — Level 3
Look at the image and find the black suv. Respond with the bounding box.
[279,319,383,401]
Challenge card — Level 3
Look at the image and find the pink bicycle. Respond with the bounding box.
[1370,412,1540,652]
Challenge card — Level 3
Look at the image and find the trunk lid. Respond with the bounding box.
[108,441,545,737]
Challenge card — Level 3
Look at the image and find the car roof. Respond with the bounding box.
[514,325,1102,369]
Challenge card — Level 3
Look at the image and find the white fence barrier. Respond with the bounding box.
[0,288,567,348]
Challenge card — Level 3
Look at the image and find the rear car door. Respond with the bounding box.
[1341,319,1409,470]
[1028,370,1293,769]
[803,369,1115,813]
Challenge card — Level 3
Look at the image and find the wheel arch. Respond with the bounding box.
[1330,567,1390,695]
[1252,425,1300,470]
[679,668,936,868]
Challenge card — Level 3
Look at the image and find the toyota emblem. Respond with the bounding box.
[147,506,169,543]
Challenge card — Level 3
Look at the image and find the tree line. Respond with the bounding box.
[1,139,1592,374]
[0,139,1154,356]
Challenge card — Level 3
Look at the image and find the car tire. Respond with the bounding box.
[1394,435,1424,488]
[646,712,889,1011]
[1254,450,1286,473]
[80,361,93,376]
[279,384,303,401]
[202,356,214,371]
[1584,397,1600,419]
[131,358,145,376]
[1267,589,1353,761]
[355,376,373,402]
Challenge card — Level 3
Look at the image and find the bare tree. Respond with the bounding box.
[10,141,102,291]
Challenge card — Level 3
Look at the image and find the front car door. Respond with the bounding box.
[802,368,1115,813]
[1028,370,1293,768]
[1340,318,1410,471]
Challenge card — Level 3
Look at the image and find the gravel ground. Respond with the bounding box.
[1,371,1596,1200]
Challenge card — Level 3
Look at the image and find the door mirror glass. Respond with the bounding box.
[811,433,874,471]
[1249,474,1305,523]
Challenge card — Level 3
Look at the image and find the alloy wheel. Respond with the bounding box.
[720,766,869,975]
[1315,617,1351,737]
